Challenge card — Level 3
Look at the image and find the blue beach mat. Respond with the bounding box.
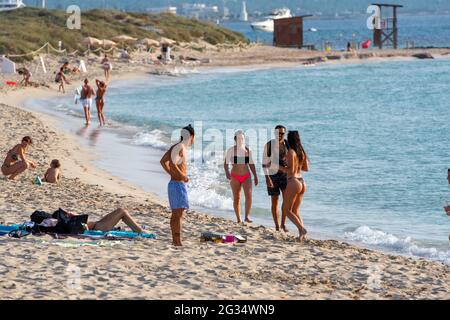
[0,224,156,239]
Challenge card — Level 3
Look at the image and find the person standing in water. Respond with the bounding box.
[95,79,108,126]
[263,125,289,231]
[80,79,96,126]
[1,136,36,180]
[281,131,309,241]
[224,130,259,224]
[160,124,195,246]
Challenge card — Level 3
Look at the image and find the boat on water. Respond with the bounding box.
[0,0,25,12]
[251,8,292,33]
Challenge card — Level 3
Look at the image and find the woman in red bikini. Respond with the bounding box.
[224,130,258,223]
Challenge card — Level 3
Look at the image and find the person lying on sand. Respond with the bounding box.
[43,159,61,184]
[160,124,195,246]
[77,208,146,233]
[1,136,36,180]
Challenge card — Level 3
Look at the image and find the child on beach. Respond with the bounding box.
[43,160,61,184]
[160,124,195,246]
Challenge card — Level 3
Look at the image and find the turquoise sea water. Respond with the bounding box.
[32,57,450,264]
[223,14,450,49]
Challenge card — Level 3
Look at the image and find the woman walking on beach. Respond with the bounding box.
[224,130,258,223]
[282,131,309,241]
[55,68,69,93]
[1,136,36,180]
[95,79,108,126]
[101,54,112,81]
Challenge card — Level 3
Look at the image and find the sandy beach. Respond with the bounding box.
[0,46,449,300]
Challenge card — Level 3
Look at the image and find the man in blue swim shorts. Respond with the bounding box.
[160,124,195,246]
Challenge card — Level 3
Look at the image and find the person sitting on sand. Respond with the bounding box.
[55,67,69,93]
[160,124,195,246]
[95,79,108,126]
[224,130,258,224]
[281,131,309,241]
[101,54,112,81]
[80,79,96,126]
[1,136,36,180]
[43,159,61,184]
[67,208,146,233]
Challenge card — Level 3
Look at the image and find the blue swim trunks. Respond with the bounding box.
[168,180,189,210]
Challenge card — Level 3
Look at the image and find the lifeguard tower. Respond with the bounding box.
[372,3,403,49]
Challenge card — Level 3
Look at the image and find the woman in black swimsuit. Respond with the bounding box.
[1,136,36,180]
[281,131,309,241]
[95,79,108,126]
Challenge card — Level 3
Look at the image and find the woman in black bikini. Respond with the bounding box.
[95,79,108,126]
[281,131,309,241]
[1,136,37,180]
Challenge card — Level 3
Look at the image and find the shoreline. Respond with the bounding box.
[0,50,449,299]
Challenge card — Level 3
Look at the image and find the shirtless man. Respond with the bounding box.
[80,79,96,125]
[160,124,195,246]
[1,136,36,180]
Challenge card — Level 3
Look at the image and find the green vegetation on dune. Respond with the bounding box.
[0,8,247,60]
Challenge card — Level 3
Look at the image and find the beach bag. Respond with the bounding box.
[30,209,88,234]
[55,72,61,83]
[51,208,88,234]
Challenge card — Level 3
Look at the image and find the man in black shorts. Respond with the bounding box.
[263,125,289,231]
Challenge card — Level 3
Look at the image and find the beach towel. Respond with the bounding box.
[0,223,156,240]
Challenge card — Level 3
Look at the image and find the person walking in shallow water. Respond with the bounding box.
[80,79,96,126]
[160,124,195,246]
[263,125,289,231]
[224,130,258,224]
[95,79,108,126]
[281,131,309,241]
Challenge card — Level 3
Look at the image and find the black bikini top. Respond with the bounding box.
[233,156,250,164]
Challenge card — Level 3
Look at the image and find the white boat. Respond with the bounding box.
[251,8,292,33]
[0,0,25,12]
[308,27,318,32]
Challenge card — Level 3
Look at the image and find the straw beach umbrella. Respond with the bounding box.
[159,37,176,45]
[139,38,160,47]
[101,39,117,48]
[112,35,138,43]
[81,37,102,47]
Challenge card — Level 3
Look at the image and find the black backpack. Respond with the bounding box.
[30,209,88,235]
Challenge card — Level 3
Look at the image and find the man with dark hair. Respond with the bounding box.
[263,125,289,231]
[160,124,195,246]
